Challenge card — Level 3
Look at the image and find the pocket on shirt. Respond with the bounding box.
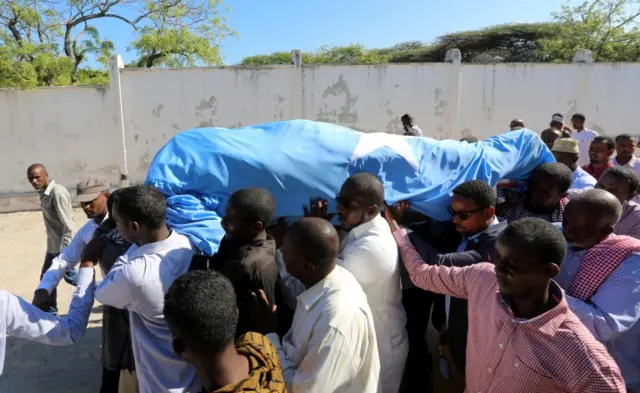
[512,355,559,391]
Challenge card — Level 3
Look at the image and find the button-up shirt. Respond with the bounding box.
[583,161,615,181]
[612,155,640,176]
[38,216,105,294]
[572,129,599,167]
[556,244,640,391]
[395,228,626,393]
[568,166,597,197]
[95,231,198,393]
[614,201,640,239]
[266,265,380,393]
[0,267,95,391]
[39,180,75,253]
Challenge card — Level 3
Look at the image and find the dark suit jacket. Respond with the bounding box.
[408,218,508,374]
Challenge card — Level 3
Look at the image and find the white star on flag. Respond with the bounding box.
[350,132,419,170]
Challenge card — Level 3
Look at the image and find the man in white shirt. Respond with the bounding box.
[304,173,409,393]
[260,217,380,393]
[33,176,111,311]
[401,114,423,136]
[570,113,599,167]
[0,267,95,392]
[612,134,640,176]
[82,184,197,393]
[551,138,597,197]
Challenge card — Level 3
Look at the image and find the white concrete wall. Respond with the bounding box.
[2,54,640,211]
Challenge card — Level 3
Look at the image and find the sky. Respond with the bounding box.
[92,0,568,66]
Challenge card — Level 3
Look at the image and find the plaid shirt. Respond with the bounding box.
[394,228,626,393]
[502,197,568,224]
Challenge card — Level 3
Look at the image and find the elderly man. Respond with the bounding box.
[552,138,597,196]
[558,189,640,393]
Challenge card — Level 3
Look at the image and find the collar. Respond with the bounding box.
[613,155,638,167]
[346,214,384,241]
[43,180,56,196]
[498,281,568,334]
[297,266,341,311]
[467,216,500,241]
[128,230,180,259]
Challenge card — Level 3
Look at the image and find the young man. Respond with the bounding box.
[597,167,640,239]
[27,163,75,314]
[304,173,408,393]
[583,136,615,180]
[163,270,286,393]
[259,218,380,392]
[85,185,197,393]
[541,128,562,151]
[189,188,278,338]
[33,176,111,312]
[401,114,423,136]
[612,134,640,175]
[552,138,597,195]
[0,266,95,392]
[558,190,640,392]
[386,212,626,392]
[405,180,507,393]
[571,113,599,167]
[500,163,573,224]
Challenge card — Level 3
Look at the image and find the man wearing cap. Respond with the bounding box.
[552,138,597,197]
[570,113,599,167]
[33,176,111,312]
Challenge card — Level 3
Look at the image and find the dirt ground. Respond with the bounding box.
[0,209,102,393]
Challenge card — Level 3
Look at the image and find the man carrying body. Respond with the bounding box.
[164,270,286,393]
[558,189,640,392]
[500,163,573,224]
[189,188,279,338]
[612,134,640,175]
[583,136,615,180]
[571,113,599,167]
[33,177,111,312]
[304,173,408,393]
[82,185,197,393]
[552,138,597,196]
[258,218,380,392]
[387,211,626,392]
[401,114,423,136]
[509,119,524,130]
[27,163,75,314]
[597,167,640,239]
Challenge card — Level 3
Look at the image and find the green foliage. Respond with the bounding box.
[240,44,388,66]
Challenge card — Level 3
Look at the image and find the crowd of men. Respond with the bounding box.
[0,112,638,393]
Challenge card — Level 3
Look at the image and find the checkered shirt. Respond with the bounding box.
[502,197,568,223]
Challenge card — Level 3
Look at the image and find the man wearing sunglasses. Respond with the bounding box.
[396,180,506,392]
[304,172,408,393]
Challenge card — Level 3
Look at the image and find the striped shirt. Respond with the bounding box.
[394,228,626,393]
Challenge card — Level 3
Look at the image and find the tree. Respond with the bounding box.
[240,44,388,66]
[0,0,233,87]
[541,0,640,61]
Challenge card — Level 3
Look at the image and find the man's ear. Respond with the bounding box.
[546,263,560,279]
[368,204,381,216]
[485,206,496,219]
[252,221,265,234]
[131,221,141,233]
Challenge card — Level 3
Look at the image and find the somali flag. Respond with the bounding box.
[145,120,553,255]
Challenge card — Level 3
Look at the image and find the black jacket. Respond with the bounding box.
[407,218,507,374]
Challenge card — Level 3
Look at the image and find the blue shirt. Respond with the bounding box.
[556,244,640,390]
[568,166,597,196]
[0,267,95,391]
[95,231,198,393]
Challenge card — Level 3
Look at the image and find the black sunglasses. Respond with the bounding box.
[447,206,483,221]
[336,194,375,209]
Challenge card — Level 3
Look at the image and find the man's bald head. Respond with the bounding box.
[285,217,339,268]
[566,189,622,227]
[341,172,385,206]
[27,163,47,174]
[26,163,49,191]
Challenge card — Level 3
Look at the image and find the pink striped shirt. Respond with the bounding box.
[394,228,626,393]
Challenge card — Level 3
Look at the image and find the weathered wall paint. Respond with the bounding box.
[3,60,640,211]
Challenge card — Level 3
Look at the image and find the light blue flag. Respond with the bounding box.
[145,120,553,255]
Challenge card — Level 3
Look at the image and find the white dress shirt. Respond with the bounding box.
[571,129,598,167]
[612,155,640,176]
[95,231,198,393]
[38,216,105,294]
[337,214,408,393]
[0,268,96,391]
[267,265,380,393]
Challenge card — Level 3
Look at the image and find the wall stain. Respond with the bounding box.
[196,96,218,116]
[152,104,164,118]
[434,87,447,117]
[316,74,359,127]
[134,134,140,142]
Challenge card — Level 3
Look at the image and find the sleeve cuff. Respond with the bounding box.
[76,267,95,288]
[266,332,282,349]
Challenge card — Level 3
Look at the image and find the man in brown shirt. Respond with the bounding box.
[27,163,75,314]
[190,188,278,337]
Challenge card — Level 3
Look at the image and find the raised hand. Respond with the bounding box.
[303,198,336,221]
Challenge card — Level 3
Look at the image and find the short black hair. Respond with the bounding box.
[531,163,573,193]
[453,180,497,208]
[107,188,121,216]
[602,166,640,193]
[571,113,586,121]
[401,114,413,123]
[498,218,567,266]
[285,217,339,268]
[164,270,237,355]
[615,133,636,142]
[541,128,561,138]
[566,189,622,226]
[111,184,166,229]
[460,136,478,143]
[510,119,524,128]
[228,188,275,225]
[592,135,615,150]
[343,172,385,206]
